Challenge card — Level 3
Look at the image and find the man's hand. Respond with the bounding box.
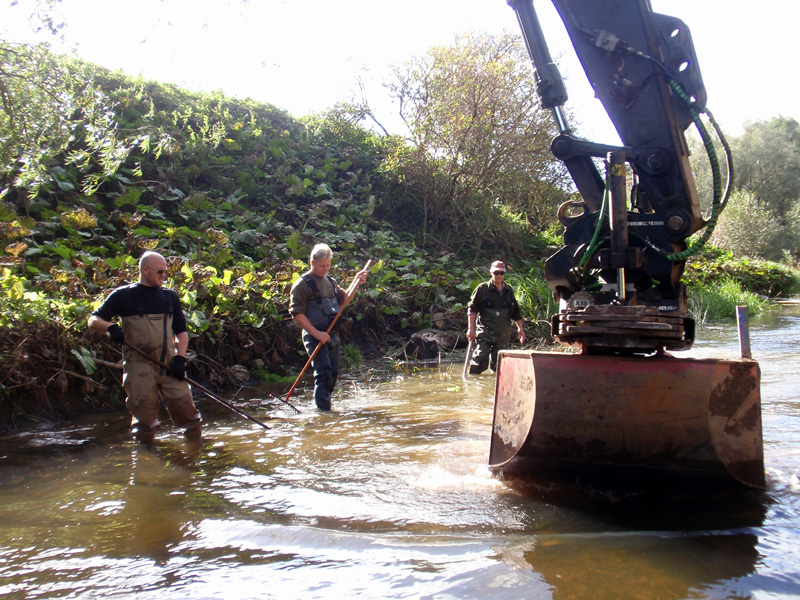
[107,323,125,345]
[169,355,187,381]
[466,327,476,342]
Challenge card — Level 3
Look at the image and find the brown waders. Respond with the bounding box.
[121,313,201,440]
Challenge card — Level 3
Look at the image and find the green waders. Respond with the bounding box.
[469,307,512,374]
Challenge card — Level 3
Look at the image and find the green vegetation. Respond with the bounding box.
[505,268,559,345]
[685,248,800,297]
[688,278,771,324]
[341,344,364,370]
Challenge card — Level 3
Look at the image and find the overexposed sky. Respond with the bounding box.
[2,0,798,142]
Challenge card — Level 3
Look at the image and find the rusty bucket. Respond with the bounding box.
[489,350,764,488]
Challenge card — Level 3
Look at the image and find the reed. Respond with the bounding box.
[688,276,771,324]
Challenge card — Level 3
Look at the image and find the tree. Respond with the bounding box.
[711,189,790,262]
[689,117,800,262]
[732,117,800,221]
[383,32,568,256]
[0,41,183,215]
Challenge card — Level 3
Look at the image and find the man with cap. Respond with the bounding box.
[466,260,526,374]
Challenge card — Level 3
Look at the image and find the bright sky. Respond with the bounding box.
[2,0,798,143]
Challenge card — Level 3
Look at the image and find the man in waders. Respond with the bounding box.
[289,243,367,411]
[88,251,201,442]
[466,260,526,375]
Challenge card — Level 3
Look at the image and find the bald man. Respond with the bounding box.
[88,251,201,442]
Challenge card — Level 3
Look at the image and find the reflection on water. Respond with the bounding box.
[1,308,800,598]
[500,531,761,600]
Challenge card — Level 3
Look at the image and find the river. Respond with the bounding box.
[1,304,800,599]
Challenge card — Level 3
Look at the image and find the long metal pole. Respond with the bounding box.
[462,340,474,381]
[608,151,629,302]
[736,305,752,359]
[122,341,272,431]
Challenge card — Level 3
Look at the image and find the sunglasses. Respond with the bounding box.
[493,271,505,275]
[146,266,167,275]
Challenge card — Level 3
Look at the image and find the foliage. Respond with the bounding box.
[690,117,800,262]
[687,277,770,323]
[732,117,800,221]
[383,32,569,256]
[711,190,797,262]
[685,247,800,297]
[250,368,294,385]
[340,344,363,369]
[506,267,559,345]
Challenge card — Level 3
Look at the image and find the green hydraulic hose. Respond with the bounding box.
[615,41,734,263]
[576,161,610,273]
[661,78,733,262]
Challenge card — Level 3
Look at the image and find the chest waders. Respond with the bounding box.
[120,295,200,436]
[302,274,340,331]
[301,274,341,411]
[471,285,514,375]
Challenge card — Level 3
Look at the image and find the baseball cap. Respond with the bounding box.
[490,260,506,273]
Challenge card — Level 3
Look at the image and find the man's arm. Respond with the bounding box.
[508,289,526,344]
[515,319,526,344]
[87,314,114,333]
[175,331,189,357]
[466,284,484,342]
[88,313,125,344]
[466,311,478,342]
[293,313,330,344]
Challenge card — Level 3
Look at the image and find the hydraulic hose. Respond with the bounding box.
[619,43,734,262]
[576,161,610,273]
[661,78,733,261]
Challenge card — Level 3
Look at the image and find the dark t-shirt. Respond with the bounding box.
[92,283,188,334]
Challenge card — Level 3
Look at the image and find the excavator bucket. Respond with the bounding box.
[489,350,765,488]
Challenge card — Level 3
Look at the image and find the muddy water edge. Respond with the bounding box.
[1,304,800,599]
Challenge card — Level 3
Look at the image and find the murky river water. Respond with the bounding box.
[2,304,800,599]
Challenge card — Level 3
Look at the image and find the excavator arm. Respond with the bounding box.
[490,1,762,489]
[508,0,730,353]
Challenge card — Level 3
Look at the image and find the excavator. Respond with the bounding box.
[490,0,764,488]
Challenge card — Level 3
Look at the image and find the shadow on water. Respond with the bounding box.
[500,466,768,530]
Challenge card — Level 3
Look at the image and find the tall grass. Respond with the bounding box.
[507,269,558,323]
[687,276,771,324]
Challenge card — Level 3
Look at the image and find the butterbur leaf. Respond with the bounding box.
[71,348,97,375]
